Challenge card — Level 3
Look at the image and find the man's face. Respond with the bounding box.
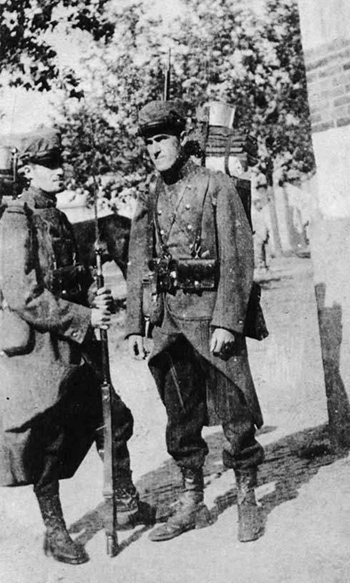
[25,162,64,194]
[145,132,182,173]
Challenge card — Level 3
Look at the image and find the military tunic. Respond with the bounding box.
[127,160,264,471]
[0,188,133,487]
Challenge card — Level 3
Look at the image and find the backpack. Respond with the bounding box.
[0,201,34,356]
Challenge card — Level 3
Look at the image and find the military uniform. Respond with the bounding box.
[0,188,134,488]
[0,129,141,564]
[127,158,263,470]
[127,101,265,543]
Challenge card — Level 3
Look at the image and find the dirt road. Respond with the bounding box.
[1,256,349,583]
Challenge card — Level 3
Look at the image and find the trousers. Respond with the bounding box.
[149,332,264,472]
[32,365,133,495]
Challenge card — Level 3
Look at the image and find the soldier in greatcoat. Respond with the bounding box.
[0,129,144,565]
[127,101,266,543]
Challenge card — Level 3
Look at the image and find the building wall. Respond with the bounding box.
[298,1,350,53]
[304,33,350,217]
[298,0,350,448]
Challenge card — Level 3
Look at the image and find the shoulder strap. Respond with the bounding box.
[224,133,234,177]
[146,173,159,260]
[146,170,212,259]
[192,172,210,257]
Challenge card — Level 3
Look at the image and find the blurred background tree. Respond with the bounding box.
[0,0,114,90]
[0,0,314,209]
[172,0,314,181]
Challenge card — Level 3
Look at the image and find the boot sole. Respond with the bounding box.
[149,520,196,542]
[149,505,212,542]
[238,530,263,543]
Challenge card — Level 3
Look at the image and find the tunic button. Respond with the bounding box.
[157,210,162,215]
[72,331,77,338]
[187,224,192,231]
[160,229,165,235]
[185,204,191,210]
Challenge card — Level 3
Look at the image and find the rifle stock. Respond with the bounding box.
[95,244,118,557]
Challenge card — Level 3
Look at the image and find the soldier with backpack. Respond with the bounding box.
[127,100,267,543]
[0,129,145,565]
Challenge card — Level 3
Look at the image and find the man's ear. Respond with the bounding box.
[22,164,33,179]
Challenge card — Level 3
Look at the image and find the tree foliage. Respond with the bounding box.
[58,2,166,206]
[0,0,315,204]
[0,0,114,90]
[171,0,314,179]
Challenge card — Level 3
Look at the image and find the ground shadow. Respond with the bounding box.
[67,423,346,553]
[210,423,340,521]
[315,283,350,450]
[68,500,155,555]
[137,423,346,526]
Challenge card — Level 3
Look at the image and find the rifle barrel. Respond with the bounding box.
[163,49,171,101]
[101,378,118,556]
[95,244,118,555]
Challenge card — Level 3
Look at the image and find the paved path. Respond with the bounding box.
[2,256,350,583]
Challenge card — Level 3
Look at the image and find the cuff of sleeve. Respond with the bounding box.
[68,312,91,344]
[82,325,95,345]
[210,317,245,336]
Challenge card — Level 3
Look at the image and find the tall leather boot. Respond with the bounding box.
[148,468,212,542]
[235,468,263,542]
[36,489,89,564]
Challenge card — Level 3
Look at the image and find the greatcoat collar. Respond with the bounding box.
[20,186,57,209]
[160,157,198,186]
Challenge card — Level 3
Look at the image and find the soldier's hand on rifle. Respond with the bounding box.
[92,286,113,310]
[90,288,113,330]
[128,334,148,360]
[210,328,236,360]
[91,306,112,330]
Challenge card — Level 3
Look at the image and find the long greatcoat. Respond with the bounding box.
[126,160,263,428]
[0,189,99,486]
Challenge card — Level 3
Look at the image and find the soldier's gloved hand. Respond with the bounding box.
[128,334,147,360]
[90,303,112,330]
[210,328,236,360]
[91,286,113,310]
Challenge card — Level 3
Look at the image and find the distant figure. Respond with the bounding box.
[252,197,270,275]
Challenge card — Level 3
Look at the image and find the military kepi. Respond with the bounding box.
[19,127,63,167]
[138,100,187,137]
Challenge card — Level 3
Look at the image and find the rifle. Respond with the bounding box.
[93,177,118,557]
[163,49,171,101]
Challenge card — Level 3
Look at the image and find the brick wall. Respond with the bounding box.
[305,39,350,133]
